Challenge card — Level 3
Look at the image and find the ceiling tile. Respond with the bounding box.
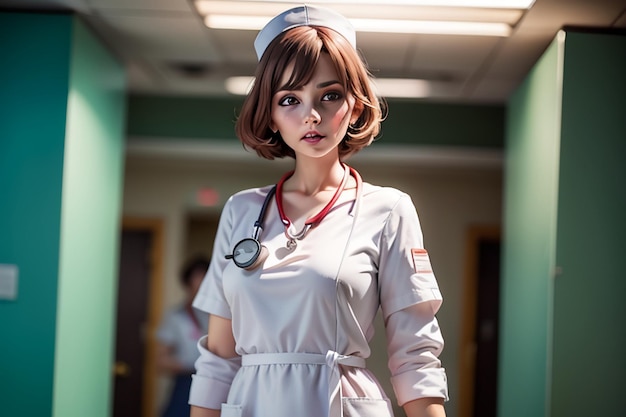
[409,35,500,80]
[207,29,258,63]
[356,32,415,75]
[467,77,521,103]
[88,0,191,12]
[95,11,218,61]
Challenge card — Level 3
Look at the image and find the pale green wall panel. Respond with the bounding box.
[500,29,626,417]
[0,12,72,417]
[53,17,126,417]
[499,34,565,417]
[551,32,626,416]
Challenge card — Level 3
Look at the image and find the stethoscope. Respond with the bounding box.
[225,185,276,269]
[225,165,362,270]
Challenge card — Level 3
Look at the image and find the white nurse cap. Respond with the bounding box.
[254,5,357,61]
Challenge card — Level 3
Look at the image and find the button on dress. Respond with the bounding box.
[190,182,448,417]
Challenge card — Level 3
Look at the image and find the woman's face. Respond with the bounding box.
[270,53,358,161]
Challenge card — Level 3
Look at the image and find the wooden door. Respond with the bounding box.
[113,218,163,417]
[113,229,152,417]
[472,237,501,417]
[459,227,501,417]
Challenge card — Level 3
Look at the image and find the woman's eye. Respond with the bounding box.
[322,91,342,101]
[278,96,299,106]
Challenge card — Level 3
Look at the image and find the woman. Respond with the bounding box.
[189,5,448,417]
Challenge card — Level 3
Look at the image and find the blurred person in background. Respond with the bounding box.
[157,256,210,417]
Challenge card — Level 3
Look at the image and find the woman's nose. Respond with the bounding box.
[304,106,321,124]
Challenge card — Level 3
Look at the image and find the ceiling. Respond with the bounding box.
[4,0,626,104]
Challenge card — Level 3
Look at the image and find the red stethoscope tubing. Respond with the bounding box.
[275,164,357,240]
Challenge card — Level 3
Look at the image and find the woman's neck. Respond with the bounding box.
[286,157,345,196]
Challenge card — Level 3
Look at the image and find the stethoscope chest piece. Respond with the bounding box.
[225,186,276,270]
[225,238,268,270]
[226,237,268,270]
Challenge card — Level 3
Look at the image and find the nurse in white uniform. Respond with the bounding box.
[189,5,448,417]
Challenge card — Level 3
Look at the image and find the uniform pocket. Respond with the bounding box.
[220,403,243,417]
[343,398,394,417]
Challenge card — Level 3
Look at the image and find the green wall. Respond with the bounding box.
[499,33,564,417]
[501,30,626,417]
[53,18,126,417]
[127,95,505,148]
[0,13,73,417]
[0,12,126,417]
[551,32,626,416]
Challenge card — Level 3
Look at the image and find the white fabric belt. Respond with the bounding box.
[242,351,365,368]
[241,351,366,417]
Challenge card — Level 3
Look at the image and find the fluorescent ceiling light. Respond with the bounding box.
[206,14,510,36]
[199,3,523,25]
[197,1,530,36]
[354,17,510,36]
[225,76,255,95]
[198,0,535,9]
[373,78,431,98]
[226,76,432,98]
[206,15,270,30]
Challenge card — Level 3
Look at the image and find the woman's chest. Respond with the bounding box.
[222,200,382,307]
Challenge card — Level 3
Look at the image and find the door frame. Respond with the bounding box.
[458,225,501,417]
[121,217,165,417]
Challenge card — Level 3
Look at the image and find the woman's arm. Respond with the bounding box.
[190,406,221,417]
[189,315,238,417]
[206,315,237,358]
[403,397,446,417]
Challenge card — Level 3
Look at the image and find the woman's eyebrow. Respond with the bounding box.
[317,80,340,88]
[275,79,341,93]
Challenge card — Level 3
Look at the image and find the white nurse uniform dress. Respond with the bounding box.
[189,178,448,417]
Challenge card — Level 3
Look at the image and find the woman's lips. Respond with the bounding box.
[302,132,324,143]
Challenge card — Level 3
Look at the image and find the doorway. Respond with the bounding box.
[459,226,501,417]
[184,212,219,261]
[113,218,164,417]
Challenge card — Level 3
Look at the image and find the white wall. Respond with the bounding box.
[122,140,503,417]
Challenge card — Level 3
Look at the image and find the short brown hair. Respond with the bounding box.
[235,26,386,160]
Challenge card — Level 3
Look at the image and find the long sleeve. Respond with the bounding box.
[377,194,448,405]
[188,336,242,409]
[385,304,448,405]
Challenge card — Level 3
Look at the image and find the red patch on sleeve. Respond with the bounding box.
[411,248,433,274]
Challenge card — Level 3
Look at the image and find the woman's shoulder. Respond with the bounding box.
[226,184,275,205]
[362,182,411,205]
[361,182,421,228]
[216,186,274,224]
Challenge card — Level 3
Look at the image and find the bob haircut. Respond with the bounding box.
[235,26,386,160]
